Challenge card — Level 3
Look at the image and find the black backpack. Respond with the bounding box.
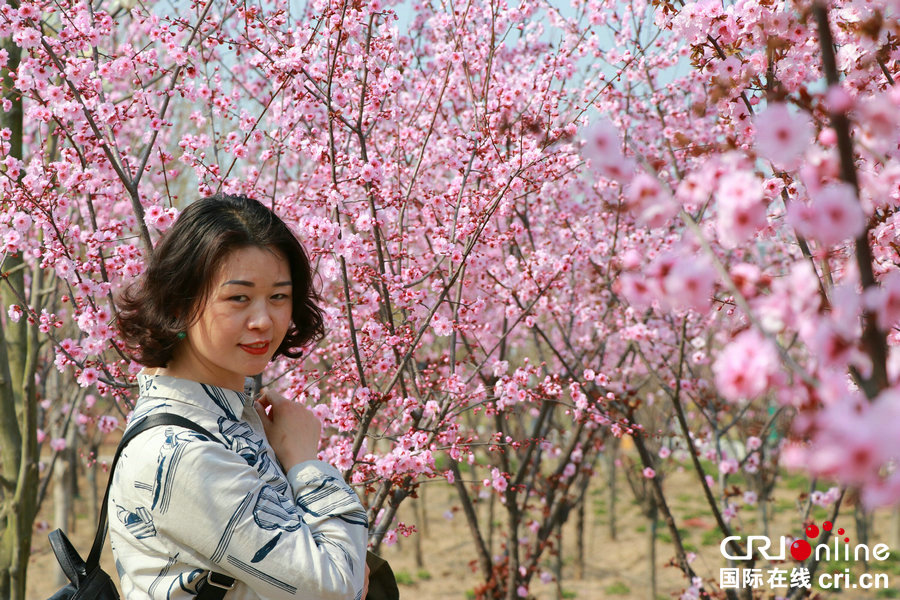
[47,413,235,599]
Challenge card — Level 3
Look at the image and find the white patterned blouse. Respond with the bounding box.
[108,373,368,600]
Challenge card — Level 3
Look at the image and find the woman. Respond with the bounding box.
[112,194,368,599]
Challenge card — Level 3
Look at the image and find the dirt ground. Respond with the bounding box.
[27,452,900,599]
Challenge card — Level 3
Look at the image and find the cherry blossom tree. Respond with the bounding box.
[583,0,900,597]
[3,0,900,599]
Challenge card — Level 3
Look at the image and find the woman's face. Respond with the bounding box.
[167,246,293,391]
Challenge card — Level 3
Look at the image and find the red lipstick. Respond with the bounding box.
[239,342,270,355]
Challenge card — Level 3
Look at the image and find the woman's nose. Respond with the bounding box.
[247,301,274,330]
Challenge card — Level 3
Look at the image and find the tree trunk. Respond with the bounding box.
[649,507,658,600]
[66,423,78,532]
[575,494,585,579]
[53,450,73,587]
[488,485,495,557]
[505,496,520,600]
[0,19,39,600]
[86,443,101,530]
[608,442,618,540]
[554,521,563,600]
[855,505,872,570]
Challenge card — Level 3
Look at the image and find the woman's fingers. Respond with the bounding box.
[256,388,285,420]
[254,400,271,423]
[254,388,321,467]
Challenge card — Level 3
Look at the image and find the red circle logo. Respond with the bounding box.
[791,540,812,561]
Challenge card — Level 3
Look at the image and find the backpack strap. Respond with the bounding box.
[89,412,236,598]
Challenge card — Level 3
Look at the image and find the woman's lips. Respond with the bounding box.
[239,342,270,355]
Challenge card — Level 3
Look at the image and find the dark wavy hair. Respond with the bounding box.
[116,194,325,367]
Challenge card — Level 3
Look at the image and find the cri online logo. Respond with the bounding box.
[720,521,891,562]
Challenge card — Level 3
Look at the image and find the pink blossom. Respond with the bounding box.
[485,467,509,494]
[718,459,738,475]
[382,530,397,547]
[713,329,779,402]
[741,442,763,466]
[619,249,642,270]
[662,257,716,313]
[789,182,866,247]
[715,170,767,248]
[823,487,842,505]
[803,400,886,486]
[716,56,742,83]
[13,28,41,49]
[143,205,164,228]
[359,163,377,182]
[619,273,658,309]
[3,229,21,253]
[862,473,900,509]
[730,263,762,298]
[625,172,677,227]
[155,209,175,231]
[11,212,31,232]
[354,213,374,232]
[824,85,854,114]
[812,320,862,369]
[722,503,737,523]
[658,446,671,459]
[642,467,656,479]
[858,93,900,155]
[431,314,453,336]
[581,118,622,164]
[865,270,900,331]
[49,438,67,452]
[818,127,837,146]
[754,103,814,168]
[581,119,635,183]
[77,367,99,388]
[7,305,23,323]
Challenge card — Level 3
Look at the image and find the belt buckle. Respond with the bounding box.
[206,571,235,590]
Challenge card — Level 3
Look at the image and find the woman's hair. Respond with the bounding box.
[117,194,325,367]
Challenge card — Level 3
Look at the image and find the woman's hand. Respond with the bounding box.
[254,389,322,468]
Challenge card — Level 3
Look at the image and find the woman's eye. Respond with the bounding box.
[271,293,291,301]
[229,295,249,302]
